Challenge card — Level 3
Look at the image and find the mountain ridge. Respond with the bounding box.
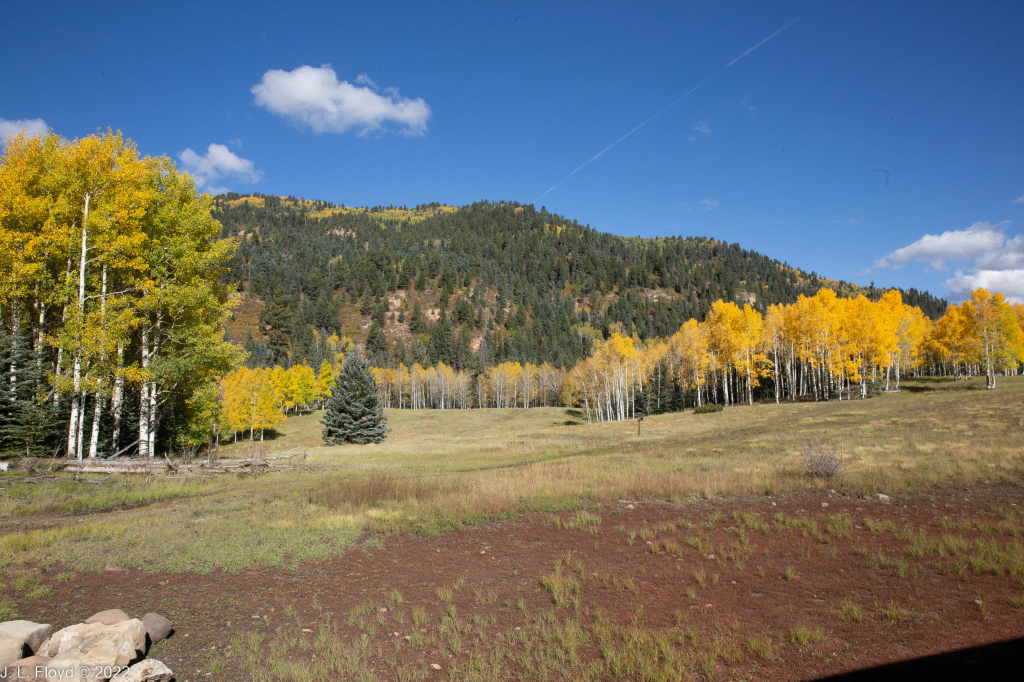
[213,193,947,370]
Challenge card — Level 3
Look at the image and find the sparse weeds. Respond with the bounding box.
[865,518,897,533]
[789,626,826,645]
[976,596,989,621]
[561,510,602,534]
[474,588,498,605]
[746,634,772,659]
[540,565,581,606]
[836,599,863,623]
[827,514,853,540]
[706,512,722,530]
[878,600,914,624]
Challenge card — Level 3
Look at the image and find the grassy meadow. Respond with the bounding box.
[1,376,1022,577]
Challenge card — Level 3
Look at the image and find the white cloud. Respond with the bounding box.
[251,64,430,136]
[699,198,719,211]
[692,121,711,135]
[0,117,48,145]
[945,269,1024,303]
[873,221,1008,270]
[874,220,1024,302]
[741,96,756,112]
[178,143,262,193]
[1014,194,1024,204]
[229,137,243,149]
[355,73,377,88]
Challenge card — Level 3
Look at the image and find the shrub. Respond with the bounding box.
[801,442,844,478]
[693,403,724,414]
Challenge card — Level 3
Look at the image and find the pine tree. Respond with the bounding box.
[366,320,389,365]
[0,327,55,457]
[320,350,389,444]
[408,299,428,334]
[427,310,454,366]
[260,289,294,364]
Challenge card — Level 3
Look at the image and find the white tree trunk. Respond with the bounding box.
[68,200,90,459]
[110,342,125,455]
[88,265,107,459]
[138,321,150,458]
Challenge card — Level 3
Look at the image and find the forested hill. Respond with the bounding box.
[214,194,947,370]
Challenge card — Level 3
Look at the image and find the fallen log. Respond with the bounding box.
[62,462,168,474]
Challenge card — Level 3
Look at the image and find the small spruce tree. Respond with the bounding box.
[320,349,388,444]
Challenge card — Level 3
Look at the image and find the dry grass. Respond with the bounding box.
[1,376,1022,573]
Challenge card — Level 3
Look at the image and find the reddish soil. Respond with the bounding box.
[16,483,1024,681]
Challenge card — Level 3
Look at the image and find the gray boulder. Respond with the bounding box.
[0,635,26,667]
[124,659,174,682]
[85,609,130,625]
[141,612,172,644]
[0,620,53,653]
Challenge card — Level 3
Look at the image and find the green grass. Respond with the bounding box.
[789,626,827,645]
[1,375,1023,574]
[836,599,864,623]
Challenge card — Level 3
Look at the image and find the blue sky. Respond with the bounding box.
[3,0,1023,301]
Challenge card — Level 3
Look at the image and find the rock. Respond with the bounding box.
[141,612,172,644]
[47,619,145,681]
[103,563,124,572]
[821,502,829,508]
[123,659,174,682]
[430,663,442,670]
[101,619,146,656]
[86,609,130,625]
[40,622,106,657]
[7,654,51,681]
[0,620,53,653]
[0,636,27,667]
[876,494,890,503]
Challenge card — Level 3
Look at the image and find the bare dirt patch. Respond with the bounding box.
[12,484,1024,681]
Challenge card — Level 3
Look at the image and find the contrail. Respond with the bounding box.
[534,12,808,203]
